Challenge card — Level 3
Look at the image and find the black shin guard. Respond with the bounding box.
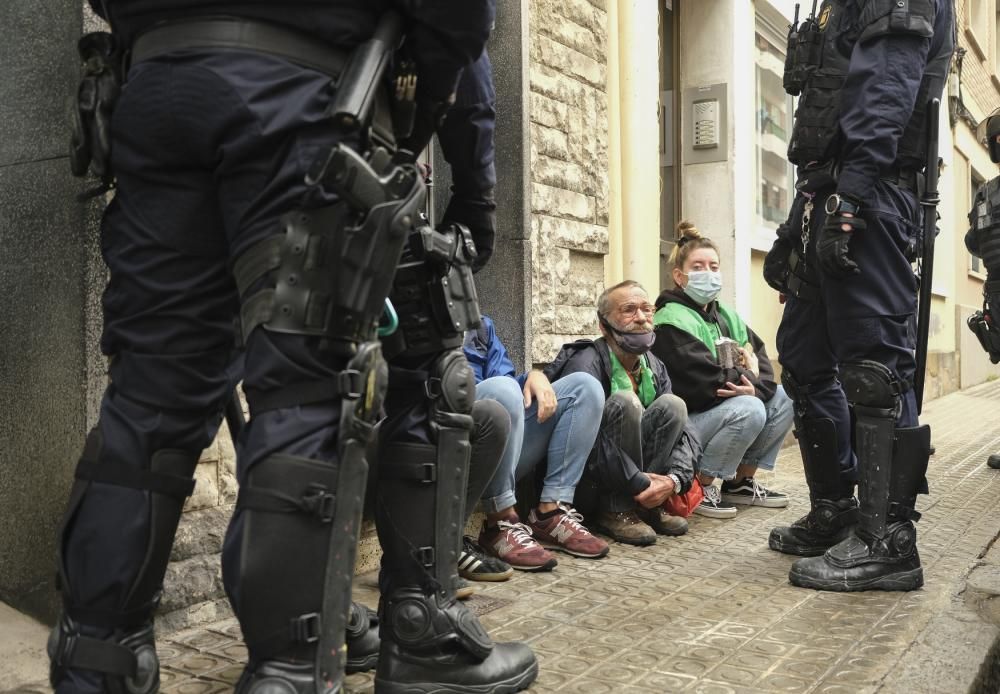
[237,344,384,693]
[769,419,858,556]
[50,430,199,692]
[770,374,858,557]
[376,349,475,596]
[789,361,927,592]
[374,350,537,693]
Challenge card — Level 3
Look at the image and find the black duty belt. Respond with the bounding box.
[131,17,348,77]
[881,167,921,194]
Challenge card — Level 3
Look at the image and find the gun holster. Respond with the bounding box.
[966,303,1000,364]
[70,32,123,198]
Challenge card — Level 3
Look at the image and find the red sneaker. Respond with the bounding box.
[478,519,558,572]
[527,504,610,559]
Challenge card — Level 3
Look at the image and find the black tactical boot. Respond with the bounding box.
[768,497,858,556]
[789,519,922,591]
[768,405,857,556]
[373,349,538,693]
[236,661,329,694]
[786,366,930,593]
[376,588,537,694]
[345,602,379,673]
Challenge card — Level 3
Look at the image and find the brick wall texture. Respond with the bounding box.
[528,0,612,365]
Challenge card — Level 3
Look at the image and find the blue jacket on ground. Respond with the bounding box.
[463,315,528,387]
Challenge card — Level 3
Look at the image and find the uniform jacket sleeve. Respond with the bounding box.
[835,6,934,202]
[395,0,495,104]
[438,50,497,233]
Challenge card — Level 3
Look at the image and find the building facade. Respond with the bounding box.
[3,0,998,628]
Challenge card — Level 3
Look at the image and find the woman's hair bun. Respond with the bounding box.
[675,220,701,243]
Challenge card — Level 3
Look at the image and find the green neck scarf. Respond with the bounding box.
[608,350,656,407]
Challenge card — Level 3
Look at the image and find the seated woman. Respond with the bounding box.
[651,221,793,518]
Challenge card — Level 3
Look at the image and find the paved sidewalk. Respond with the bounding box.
[6,381,1000,693]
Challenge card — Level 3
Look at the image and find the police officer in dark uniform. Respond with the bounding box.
[762,0,954,591]
[966,110,1000,470]
[50,1,538,692]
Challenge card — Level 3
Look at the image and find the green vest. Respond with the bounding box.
[653,300,749,358]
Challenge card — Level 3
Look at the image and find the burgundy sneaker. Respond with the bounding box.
[527,504,610,559]
[478,519,558,572]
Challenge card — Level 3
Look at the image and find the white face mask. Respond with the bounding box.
[682,270,723,304]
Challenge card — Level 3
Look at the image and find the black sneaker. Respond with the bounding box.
[721,477,789,508]
[693,484,738,518]
[458,536,514,582]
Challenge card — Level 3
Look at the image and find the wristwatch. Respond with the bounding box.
[825,193,862,216]
[668,474,682,495]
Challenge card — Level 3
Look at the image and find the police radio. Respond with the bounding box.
[782,4,802,95]
[783,0,823,97]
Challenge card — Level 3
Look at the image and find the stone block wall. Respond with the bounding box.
[159,422,238,631]
[528,0,611,365]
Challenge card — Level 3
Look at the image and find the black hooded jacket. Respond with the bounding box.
[544,337,700,494]
[652,288,778,414]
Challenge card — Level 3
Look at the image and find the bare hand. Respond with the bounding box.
[523,370,557,423]
[738,346,759,378]
[716,374,756,398]
[634,473,676,508]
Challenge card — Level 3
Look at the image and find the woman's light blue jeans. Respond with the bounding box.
[475,372,605,513]
[688,385,793,481]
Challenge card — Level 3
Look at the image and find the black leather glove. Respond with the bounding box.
[817,211,866,278]
[762,226,793,293]
[442,197,495,273]
[69,32,122,191]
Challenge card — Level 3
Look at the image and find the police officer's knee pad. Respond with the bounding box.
[428,348,476,424]
[839,360,902,414]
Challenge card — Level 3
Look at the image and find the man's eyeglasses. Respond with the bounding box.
[616,303,656,318]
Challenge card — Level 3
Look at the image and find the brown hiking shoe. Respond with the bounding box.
[594,510,657,546]
[527,504,610,559]
[478,519,558,572]
[638,506,689,536]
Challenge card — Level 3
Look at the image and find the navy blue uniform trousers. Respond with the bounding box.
[62,50,430,633]
[776,179,922,488]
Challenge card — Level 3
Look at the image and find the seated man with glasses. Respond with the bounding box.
[544,280,702,546]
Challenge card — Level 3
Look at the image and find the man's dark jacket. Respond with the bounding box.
[544,337,700,495]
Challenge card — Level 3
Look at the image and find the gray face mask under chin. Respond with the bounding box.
[600,316,656,355]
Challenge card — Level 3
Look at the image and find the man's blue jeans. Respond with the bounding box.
[688,385,793,481]
[475,372,604,513]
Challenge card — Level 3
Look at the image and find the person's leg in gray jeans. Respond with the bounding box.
[641,393,688,475]
[577,391,659,545]
[465,399,513,523]
[584,391,646,513]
